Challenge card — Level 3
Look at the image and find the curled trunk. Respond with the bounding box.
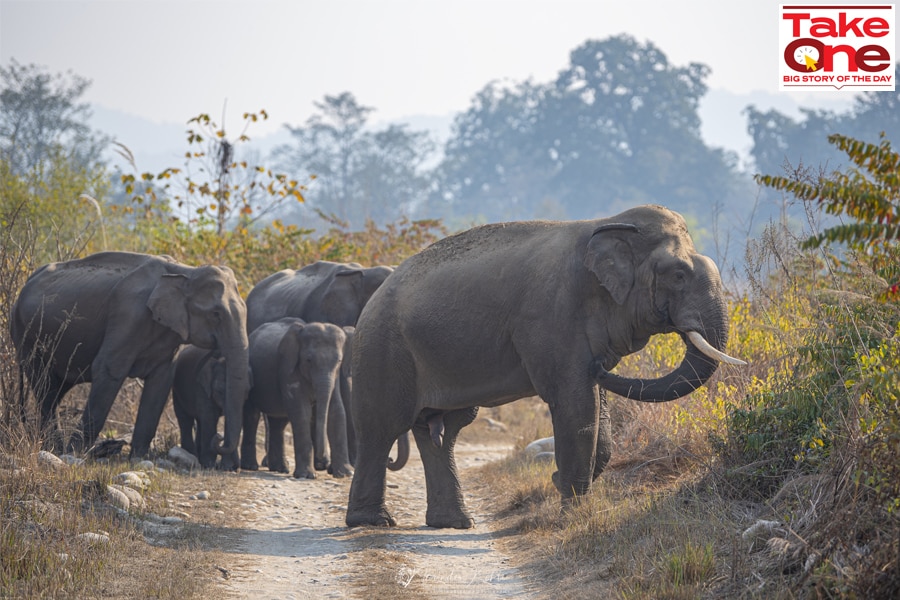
[594,305,737,402]
[593,332,719,402]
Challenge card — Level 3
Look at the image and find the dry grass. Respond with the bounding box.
[0,379,245,599]
[477,444,741,599]
[341,532,424,599]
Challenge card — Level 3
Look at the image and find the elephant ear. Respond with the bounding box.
[322,270,363,324]
[278,322,305,382]
[147,273,190,341]
[583,223,640,305]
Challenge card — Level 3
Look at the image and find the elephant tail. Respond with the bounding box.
[387,431,410,471]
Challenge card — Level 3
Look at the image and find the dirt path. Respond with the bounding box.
[211,442,529,599]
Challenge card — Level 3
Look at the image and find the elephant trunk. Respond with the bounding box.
[215,328,250,456]
[593,305,742,402]
[387,431,410,471]
[312,371,338,461]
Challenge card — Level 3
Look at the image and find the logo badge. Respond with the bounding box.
[780,4,895,91]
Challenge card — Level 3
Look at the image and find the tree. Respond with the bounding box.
[120,109,306,238]
[428,35,747,237]
[428,79,553,223]
[757,133,900,300]
[746,65,900,178]
[273,92,435,229]
[0,59,108,175]
[745,106,845,180]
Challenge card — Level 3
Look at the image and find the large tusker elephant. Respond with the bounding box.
[172,345,248,470]
[245,260,407,470]
[240,318,352,479]
[345,205,745,529]
[10,251,250,458]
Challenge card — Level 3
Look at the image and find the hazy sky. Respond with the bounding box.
[1,0,879,137]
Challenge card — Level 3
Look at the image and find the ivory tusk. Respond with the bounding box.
[686,331,747,366]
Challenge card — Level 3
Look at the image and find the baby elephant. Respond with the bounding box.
[241,318,352,479]
[172,345,244,470]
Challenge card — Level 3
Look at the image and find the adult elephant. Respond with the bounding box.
[172,345,248,470]
[246,261,394,331]
[10,251,250,458]
[246,260,406,470]
[345,205,745,529]
[240,318,352,479]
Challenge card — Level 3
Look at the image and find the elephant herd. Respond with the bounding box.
[10,205,745,529]
[10,256,400,482]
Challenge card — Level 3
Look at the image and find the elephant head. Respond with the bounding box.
[584,206,745,401]
[323,265,394,326]
[148,264,250,455]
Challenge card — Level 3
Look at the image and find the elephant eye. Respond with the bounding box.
[671,270,688,288]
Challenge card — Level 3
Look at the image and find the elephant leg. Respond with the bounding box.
[326,386,352,478]
[593,388,612,481]
[289,397,316,479]
[346,431,400,527]
[413,407,478,529]
[240,404,261,471]
[130,364,176,458]
[36,374,74,451]
[546,386,601,501]
[346,353,415,528]
[197,413,218,469]
[340,372,357,466]
[69,359,129,453]
[312,400,330,472]
[267,416,292,474]
[261,414,269,468]
[173,402,198,458]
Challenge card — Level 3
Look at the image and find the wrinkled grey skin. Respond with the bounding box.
[246,261,394,331]
[241,318,352,479]
[346,205,733,529]
[172,345,249,470]
[10,252,250,458]
[245,260,407,470]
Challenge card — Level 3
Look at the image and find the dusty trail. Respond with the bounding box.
[213,442,529,599]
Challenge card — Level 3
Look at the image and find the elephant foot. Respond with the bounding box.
[315,458,330,471]
[268,461,289,474]
[329,463,353,479]
[425,508,475,529]
[293,469,316,479]
[346,506,396,528]
[552,470,562,493]
[240,460,259,471]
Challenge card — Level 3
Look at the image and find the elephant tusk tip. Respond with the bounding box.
[685,331,747,367]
